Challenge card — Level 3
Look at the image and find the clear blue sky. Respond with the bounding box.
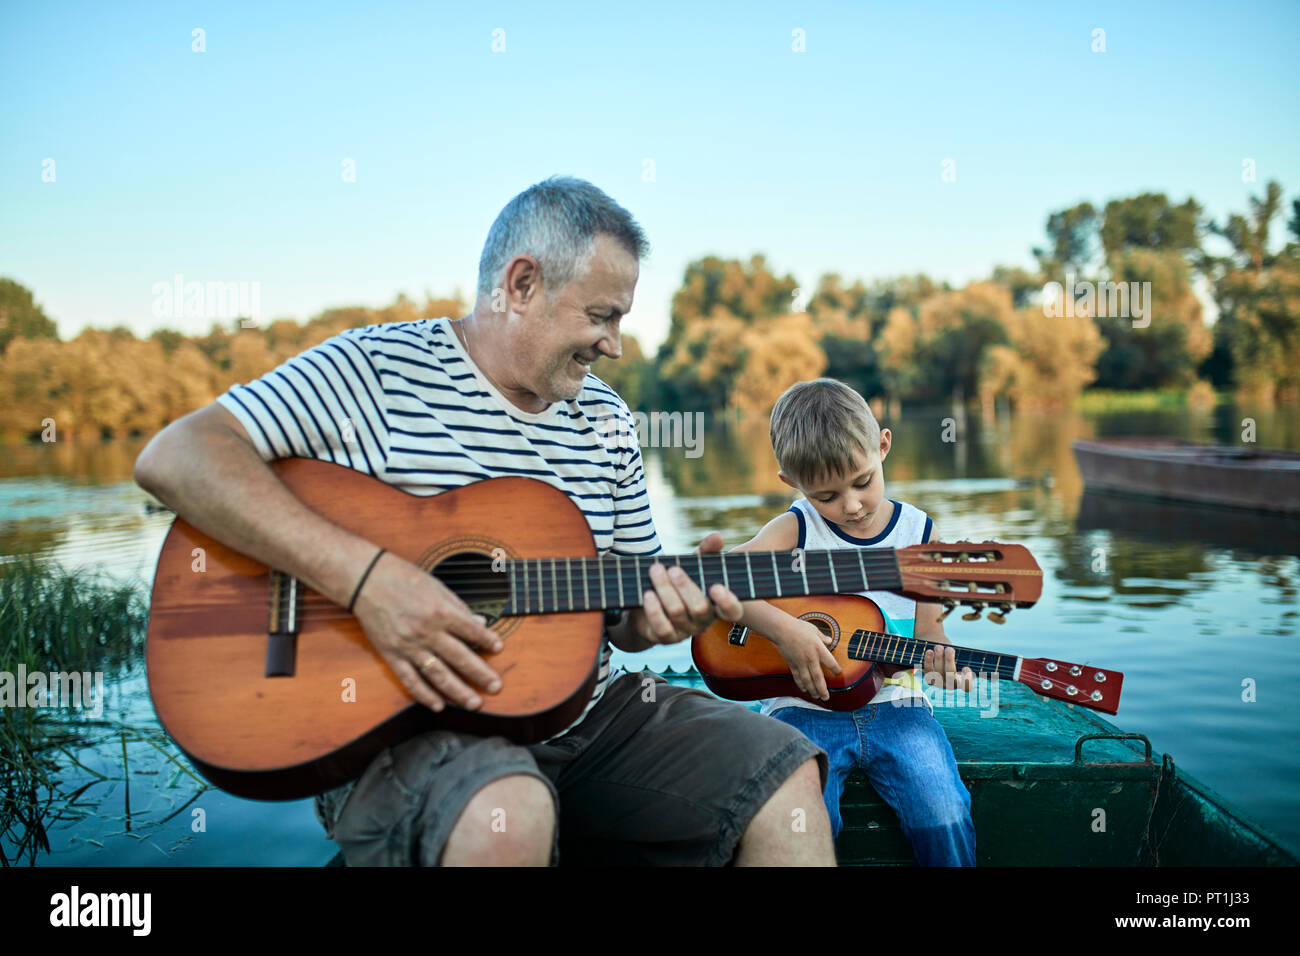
[3,0,1298,349]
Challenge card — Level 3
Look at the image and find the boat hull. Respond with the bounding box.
[686,671,1300,867]
[1073,438,1300,514]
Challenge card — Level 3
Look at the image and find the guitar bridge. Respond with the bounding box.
[727,623,750,646]
[266,570,302,677]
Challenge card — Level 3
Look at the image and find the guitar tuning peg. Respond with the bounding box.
[961,602,986,621]
[938,599,958,621]
[987,609,1006,624]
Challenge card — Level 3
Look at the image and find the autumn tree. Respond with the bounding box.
[1093,248,1212,389]
[982,297,1104,410]
[805,273,946,402]
[1033,202,1100,277]
[660,307,749,413]
[1,337,66,438]
[658,256,801,413]
[877,282,1011,404]
[1031,192,1212,390]
[0,291,466,440]
[989,264,1043,309]
[665,254,800,338]
[1206,180,1300,403]
[593,333,653,410]
[730,314,828,416]
[1100,193,1203,262]
[0,278,58,354]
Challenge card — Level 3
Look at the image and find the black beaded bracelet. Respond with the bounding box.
[347,548,387,613]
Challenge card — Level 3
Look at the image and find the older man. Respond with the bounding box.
[134,176,832,866]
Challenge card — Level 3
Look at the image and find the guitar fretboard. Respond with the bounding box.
[846,628,1019,681]
[501,548,904,615]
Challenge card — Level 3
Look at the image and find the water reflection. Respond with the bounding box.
[1077,490,1300,560]
[0,436,147,484]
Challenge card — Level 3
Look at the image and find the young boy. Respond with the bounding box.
[729,378,977,866]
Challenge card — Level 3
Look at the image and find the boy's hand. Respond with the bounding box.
[772,619,842,702]
[923,644,975,693]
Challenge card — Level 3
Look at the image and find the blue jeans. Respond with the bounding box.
[773,701,976,866]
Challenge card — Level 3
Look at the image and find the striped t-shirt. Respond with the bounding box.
[215,316,663,739]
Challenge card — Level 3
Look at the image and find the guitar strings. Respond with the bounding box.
[409,552,907,595]
[275,549,1012,622]
[287,561,1006,614]
[283,549,909,602]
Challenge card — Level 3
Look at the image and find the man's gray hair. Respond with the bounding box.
[476,176,649,301]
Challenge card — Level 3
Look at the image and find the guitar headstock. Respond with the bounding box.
[1017,658,1124,715]
[896,542,1043,623]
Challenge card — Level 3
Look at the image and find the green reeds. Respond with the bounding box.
[1,553,147,676]
[0,556,151,864]
[1074,388,1213,412]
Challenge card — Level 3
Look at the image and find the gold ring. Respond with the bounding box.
[418,654,439,671]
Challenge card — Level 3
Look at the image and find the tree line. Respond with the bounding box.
[2,181,1296,440]
[0,293,464,441]
[649,181,1299,415]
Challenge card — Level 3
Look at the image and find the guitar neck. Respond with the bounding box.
[843,627,1021,681]
[501,549,902,616]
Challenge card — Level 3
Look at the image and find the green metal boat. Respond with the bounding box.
[325,669,1297,866]
[664,668,1299,867]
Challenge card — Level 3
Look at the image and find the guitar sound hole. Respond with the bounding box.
[432,551,509,625]
[802,615,839,652]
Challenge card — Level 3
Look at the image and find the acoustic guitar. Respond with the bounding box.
[145,457,1043,800]
[692,594,1124,714]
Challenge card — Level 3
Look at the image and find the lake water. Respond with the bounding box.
[2,402,1298,865]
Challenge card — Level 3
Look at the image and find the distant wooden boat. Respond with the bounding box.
[1072,438,1300,515]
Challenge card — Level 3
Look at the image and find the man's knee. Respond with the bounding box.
[777,756,826,802]
[736,757,835,865]
[441,773,556,866]
[756,756,827,808]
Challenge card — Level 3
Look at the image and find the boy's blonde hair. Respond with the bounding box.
[769,378,881,488]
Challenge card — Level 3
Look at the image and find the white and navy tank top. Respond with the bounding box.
[759,496,934,716]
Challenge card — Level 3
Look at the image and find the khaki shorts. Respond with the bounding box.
[314,670,827,866]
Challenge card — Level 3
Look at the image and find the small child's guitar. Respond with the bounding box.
[691,593,1125,714]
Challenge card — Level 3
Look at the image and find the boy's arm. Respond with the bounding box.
[913,524,974,692]
[728,512,842,701]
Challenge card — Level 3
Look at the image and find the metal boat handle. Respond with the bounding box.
[1073,733,1153,764]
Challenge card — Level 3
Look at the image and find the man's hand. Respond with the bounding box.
[770,619,841,702]
[352,551,505,713]
[626,532,743,646]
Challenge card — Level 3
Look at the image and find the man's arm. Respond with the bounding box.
[135,403,379,609]
[134,402,503,712]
